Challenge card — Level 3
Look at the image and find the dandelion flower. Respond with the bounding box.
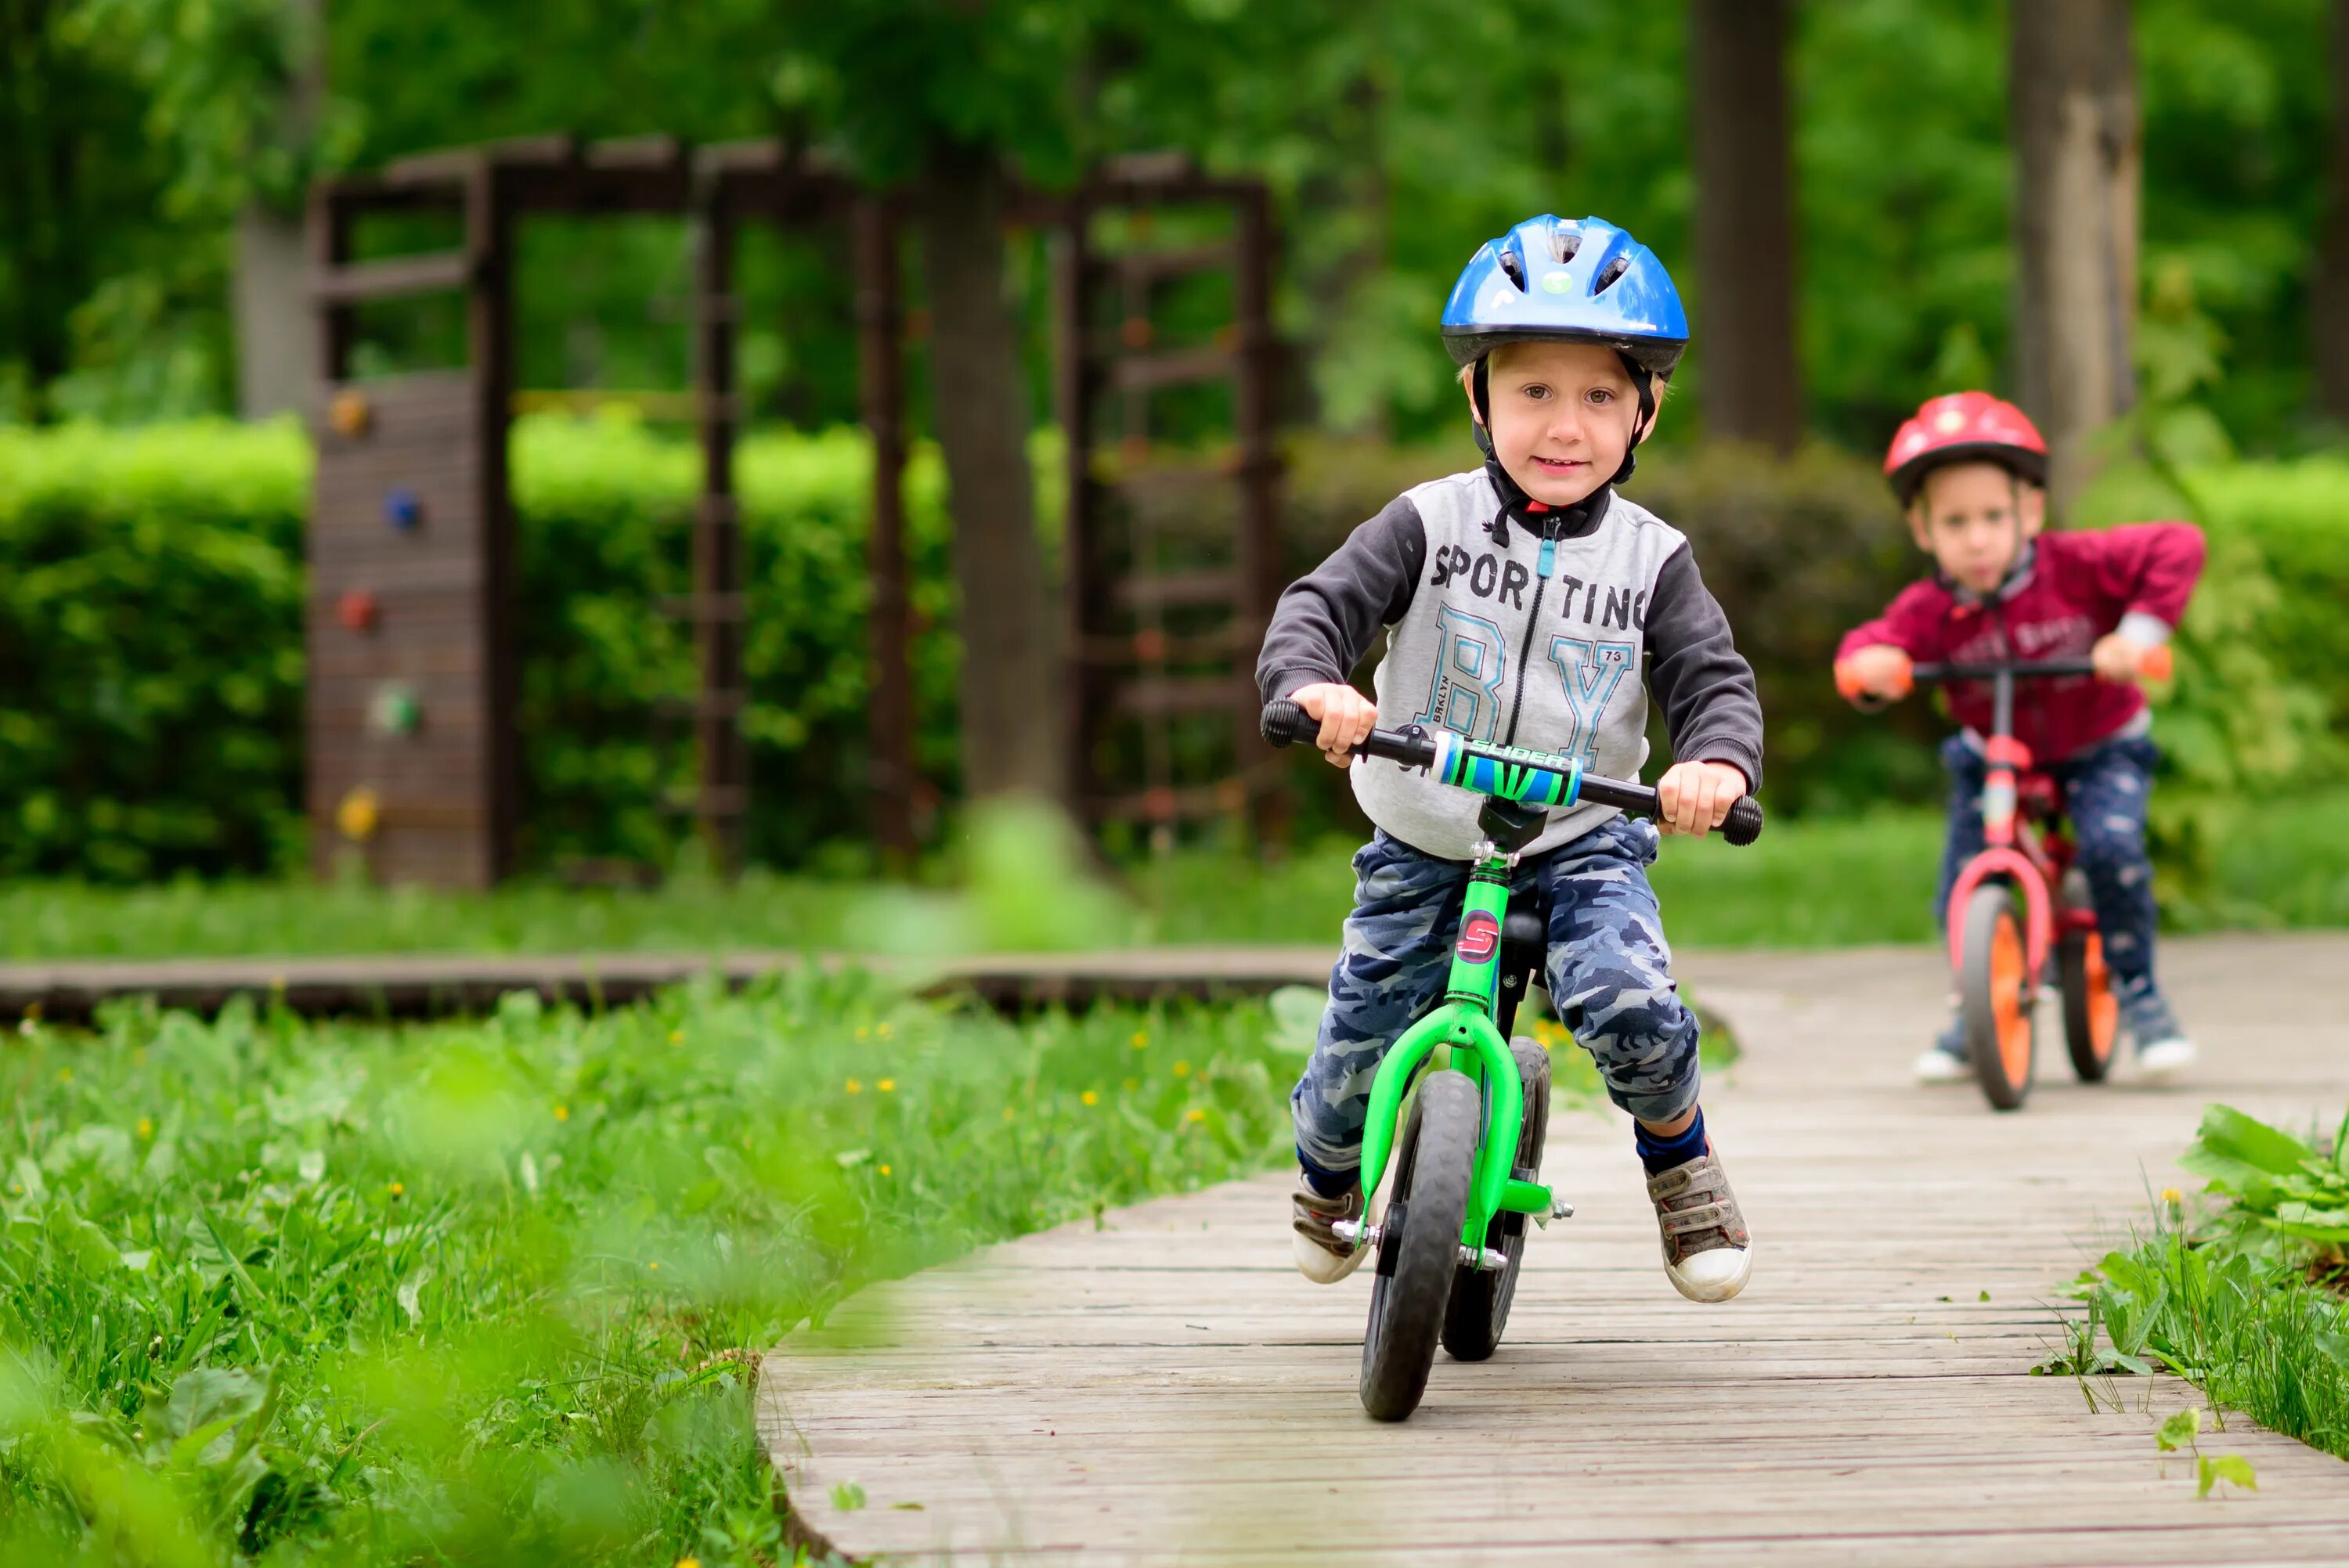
[554,1105,570,1121]
[669,1029,684,1046]
[679,1557,702,1568]
[846,1078,864,1094]
[1185,1108,1207,1124]
[877,1022,893,1038]
[389,1182,406,1197]
[1131,1031,1149,1050]
[879,1163,893,1177]
[56,1067,71,1083]
[877,1078,897,1093]
[1081,1090,1099,1106]
[135,1117,153,1138]
[855,1025,871,1040]
[1172,1061,1191,1078]
[649,1260,660,1271]
[2160,1187,2182,1204]
[1002,1105,1016,1122]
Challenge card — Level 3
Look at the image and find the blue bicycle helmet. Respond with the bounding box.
[1441,214,1687,375]
[1443,214,1688,491]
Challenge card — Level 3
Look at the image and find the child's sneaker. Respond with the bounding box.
[2121,986,2196,1082]
[1291,1172,1368,1284]
[1913,1015,1969,1083]
[1646,1147,1752,1303]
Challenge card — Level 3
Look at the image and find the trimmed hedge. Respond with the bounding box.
[0,418,2339,881]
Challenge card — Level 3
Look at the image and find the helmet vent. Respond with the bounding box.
[1593,257,1629,294]
[1552,231,1581,265]
[1497,248,1527,291]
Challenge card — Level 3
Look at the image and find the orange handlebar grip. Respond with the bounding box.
[1833,661,1866,701]
[2139,643,2174,682]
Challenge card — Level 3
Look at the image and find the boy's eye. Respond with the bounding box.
[1523,384,1550,401]
[1587,387,1614,406]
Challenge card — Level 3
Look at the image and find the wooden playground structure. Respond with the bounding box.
[305,137,1283,888]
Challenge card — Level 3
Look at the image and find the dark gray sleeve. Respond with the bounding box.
[1254,495,1427,704]
[1645,542,1764,791]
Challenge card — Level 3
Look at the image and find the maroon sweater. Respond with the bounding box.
[1837,523,2206,763]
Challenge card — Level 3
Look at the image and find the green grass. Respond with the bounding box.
[0,976,1315,1565]
[5,792,2344,964]
[2043,1104,2349,1465]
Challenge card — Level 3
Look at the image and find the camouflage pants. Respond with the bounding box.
[1293,813,1701,1182]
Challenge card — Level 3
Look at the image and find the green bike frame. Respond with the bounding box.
[1356,733,1589,1253]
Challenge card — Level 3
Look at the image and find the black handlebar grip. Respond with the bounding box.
[1261,699,1319,749]
[1720,795,1763,847]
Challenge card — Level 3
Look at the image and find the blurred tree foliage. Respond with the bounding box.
[1,0,2339,450]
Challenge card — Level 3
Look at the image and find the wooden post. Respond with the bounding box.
[691,192,747,874]
[1232,184,1287,849]
[2010,0,2140,511]
[1053,196,1104,817]
[467,158,521,883]
[1688,0,1802,452]
[854,196,918,867]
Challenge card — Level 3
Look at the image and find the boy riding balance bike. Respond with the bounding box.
[1835,393,2206,1102]
[1258,215,1768,1419]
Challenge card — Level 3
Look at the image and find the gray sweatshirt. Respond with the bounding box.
[1257,467,1763,862]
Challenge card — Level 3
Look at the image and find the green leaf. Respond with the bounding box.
[2156,1408,2200,1452]
[2194,1104,2315,1178]
[831,1481,867,1512]
[2211,1454,2258,1494]
[2197,1454,2217,1498]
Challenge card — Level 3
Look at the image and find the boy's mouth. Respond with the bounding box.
[1531,455,1586,474]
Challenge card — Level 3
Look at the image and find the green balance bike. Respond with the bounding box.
[1262,699,1763,1421]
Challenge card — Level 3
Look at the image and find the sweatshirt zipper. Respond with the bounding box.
[1499,529,1557,748]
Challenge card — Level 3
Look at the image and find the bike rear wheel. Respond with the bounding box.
[1961,882,2036,1111]
[2057,873,2118,1082]
[1360,1070,1479,1422]
[1441,1038,1550,1362]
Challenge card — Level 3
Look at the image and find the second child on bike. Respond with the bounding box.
[1257,215,1763,1304]
[1835,393,2206,1085]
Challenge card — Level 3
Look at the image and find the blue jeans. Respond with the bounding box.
[1293,814,1700,1181]
[1934,732,2161,998]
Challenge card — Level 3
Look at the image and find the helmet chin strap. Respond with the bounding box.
[1470,352,1658,492]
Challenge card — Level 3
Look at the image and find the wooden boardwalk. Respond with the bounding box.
[760,933,2349,1566]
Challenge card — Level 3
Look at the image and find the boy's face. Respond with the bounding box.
[1907,460,2046,595]
[1468,341,1647,509]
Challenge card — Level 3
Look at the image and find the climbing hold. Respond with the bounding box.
[383,488,424,531]
[336,787,381,843]
[337,589,380,633]
[329,389,372,438]
[370,683,421,737]
[1120,316,1153,350]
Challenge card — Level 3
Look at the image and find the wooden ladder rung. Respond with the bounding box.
[657,593,749,623]
[311,251,475,305]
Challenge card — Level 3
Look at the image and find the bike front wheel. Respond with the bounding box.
[1961,881,2037,1111]
[1441,1037,1550,1363]
[1360,1069,1479,1421]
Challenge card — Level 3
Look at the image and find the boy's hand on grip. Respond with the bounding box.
[1657,760,1747,837]
[1833,644,1914,705]
[2091,633,2170,684]
[1288,683,1376,769]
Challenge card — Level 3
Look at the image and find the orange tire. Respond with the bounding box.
[1960,883,2036,1111]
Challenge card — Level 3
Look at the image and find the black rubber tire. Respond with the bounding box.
[1441,1039,1551,1362]
[2055,870,2117,1083]
[1359,1070,1479,1422]
[1960,882,2035,1112]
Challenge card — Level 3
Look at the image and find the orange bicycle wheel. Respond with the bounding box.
[2060,928,2119,1081]
[1960,883,2036,1111]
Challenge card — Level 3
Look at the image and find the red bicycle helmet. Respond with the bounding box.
[1883,391,2048,506]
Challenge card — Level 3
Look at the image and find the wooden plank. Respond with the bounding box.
[760,934,2349,1564]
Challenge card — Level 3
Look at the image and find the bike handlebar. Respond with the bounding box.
[1261,699,1763,848]
[1834,643,2172,703]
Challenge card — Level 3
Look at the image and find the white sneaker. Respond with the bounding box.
[1647,1148,1753,1304]
[2136,1036,2197,1083]
[1913,1044,1970,1084]
[1290,1173,1368,1284]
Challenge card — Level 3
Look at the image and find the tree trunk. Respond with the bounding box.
[2315,0,2349,424]
[2010,0,2139,512]
[1688,0,1802,452]
[915,142,1065,806]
